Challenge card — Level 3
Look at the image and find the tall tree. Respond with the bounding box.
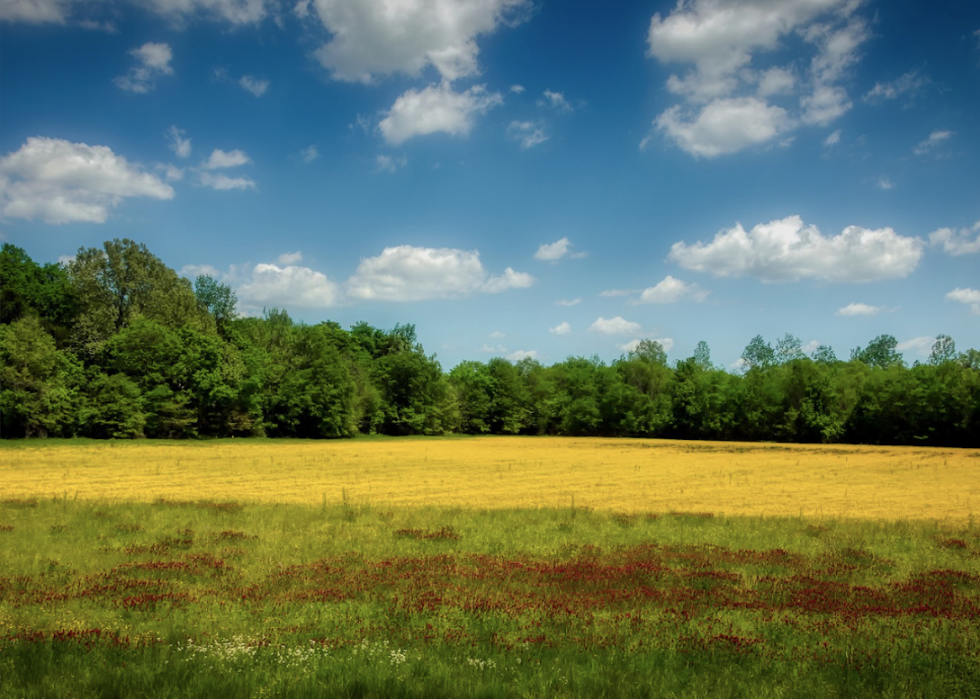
[929,334,956,365]
[850,334,903,369]
[741,335,775,371]
[194,274,238,336]
[67,239,199,354]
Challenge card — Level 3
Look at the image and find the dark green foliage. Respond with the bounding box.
[1,242,977,446]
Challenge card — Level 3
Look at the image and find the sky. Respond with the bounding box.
[1,0,978,371]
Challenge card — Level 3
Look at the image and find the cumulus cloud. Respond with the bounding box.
[864,70,928,102]
[589,316,642,335]
[0,0,72,23]
[239,75,269,97]
[549,321,571,335]
[378,83,503,145]
[507,350,538,361]
[650,98,792,157]
[836,302,882,316]
[0,136,173,224]
[929,221,980,256]
[634,275,708,304]
[277,251,303,265]
[946,288,980,315]
[507,120,549,149]
[114,42,173,93]
[668,215,924,283]
[897,336,934,357]
[619,337,674,354]
[556,298,581,306]
[166,126,191,158]
[204,148,251,169]
[346,245,533,301]
[310,0,530,84]
[914,130,953,155]
[534,237,572,262]
[237,263,342,309]
[644,0,868,155]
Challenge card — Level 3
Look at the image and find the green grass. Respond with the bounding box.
[1,499,979,698]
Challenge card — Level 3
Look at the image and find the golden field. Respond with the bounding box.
[1,436,978,521]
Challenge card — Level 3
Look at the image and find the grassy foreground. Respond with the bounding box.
[2,497,979,698]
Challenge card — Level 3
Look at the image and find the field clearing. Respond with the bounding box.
[2,436,978,522]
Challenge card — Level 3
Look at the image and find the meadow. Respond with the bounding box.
[2,437,979,698]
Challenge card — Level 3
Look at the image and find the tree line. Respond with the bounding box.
[2,240,978,446]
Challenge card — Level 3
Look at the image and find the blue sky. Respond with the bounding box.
[1,0,978,370]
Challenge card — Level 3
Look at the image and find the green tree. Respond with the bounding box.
[79,372,146,439]
[850,334,903,369]
[67,239,200,355]
[0,244,77,343]
[741,335,775,371]
[0,316,78,437]
[194,275,238,336]
[928,334,956,365]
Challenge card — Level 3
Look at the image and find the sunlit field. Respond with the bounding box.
[2,436,978,521]
[3,437,979,698]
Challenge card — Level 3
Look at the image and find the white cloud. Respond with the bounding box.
[0,0,70,23]
[375,154,407,173]
[541,90,572,112]
[645,0,867,155]
[589,316,642,335]
[946,287,980,315]
[205,148,251,169]
[480,344,506,353]
[824,129,841,146]
[2,0,272,25]
[114,42,174,93]
[158,164,184,181]
[507,350,538,361]
[510,84,525,94]
[378,83,503,145]
[556,298,581,306]
[166,125,191,158]
[310,0,530,84]
[634,275,708,304]
[237,263,341,309]
[489,330,505,339]
[864,70,928,102]
[876,177,894,191]
[277,251,303,265]
[668,215,924,283]
[300,145,319,163]
[599,289,634,297]
[929,221,980,256]
[836,302,882,317]
[0,136,174,224]
[914,130,953,155]
[619,337,674,353]
[198,172,255,190]
[897,336,934,357]
[534,237,571,262]
[483,267,535,293]
[651,98,792,157]
[346,245,533,301]
[239,75,269,97]
[549,321,571,335]
[756,67,795,97]
[507,120,549,149]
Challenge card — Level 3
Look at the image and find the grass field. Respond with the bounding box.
[2,437,979,698]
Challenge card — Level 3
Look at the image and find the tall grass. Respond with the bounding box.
[2,498,978,698]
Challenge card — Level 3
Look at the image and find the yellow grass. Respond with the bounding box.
[1,437,977,522]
